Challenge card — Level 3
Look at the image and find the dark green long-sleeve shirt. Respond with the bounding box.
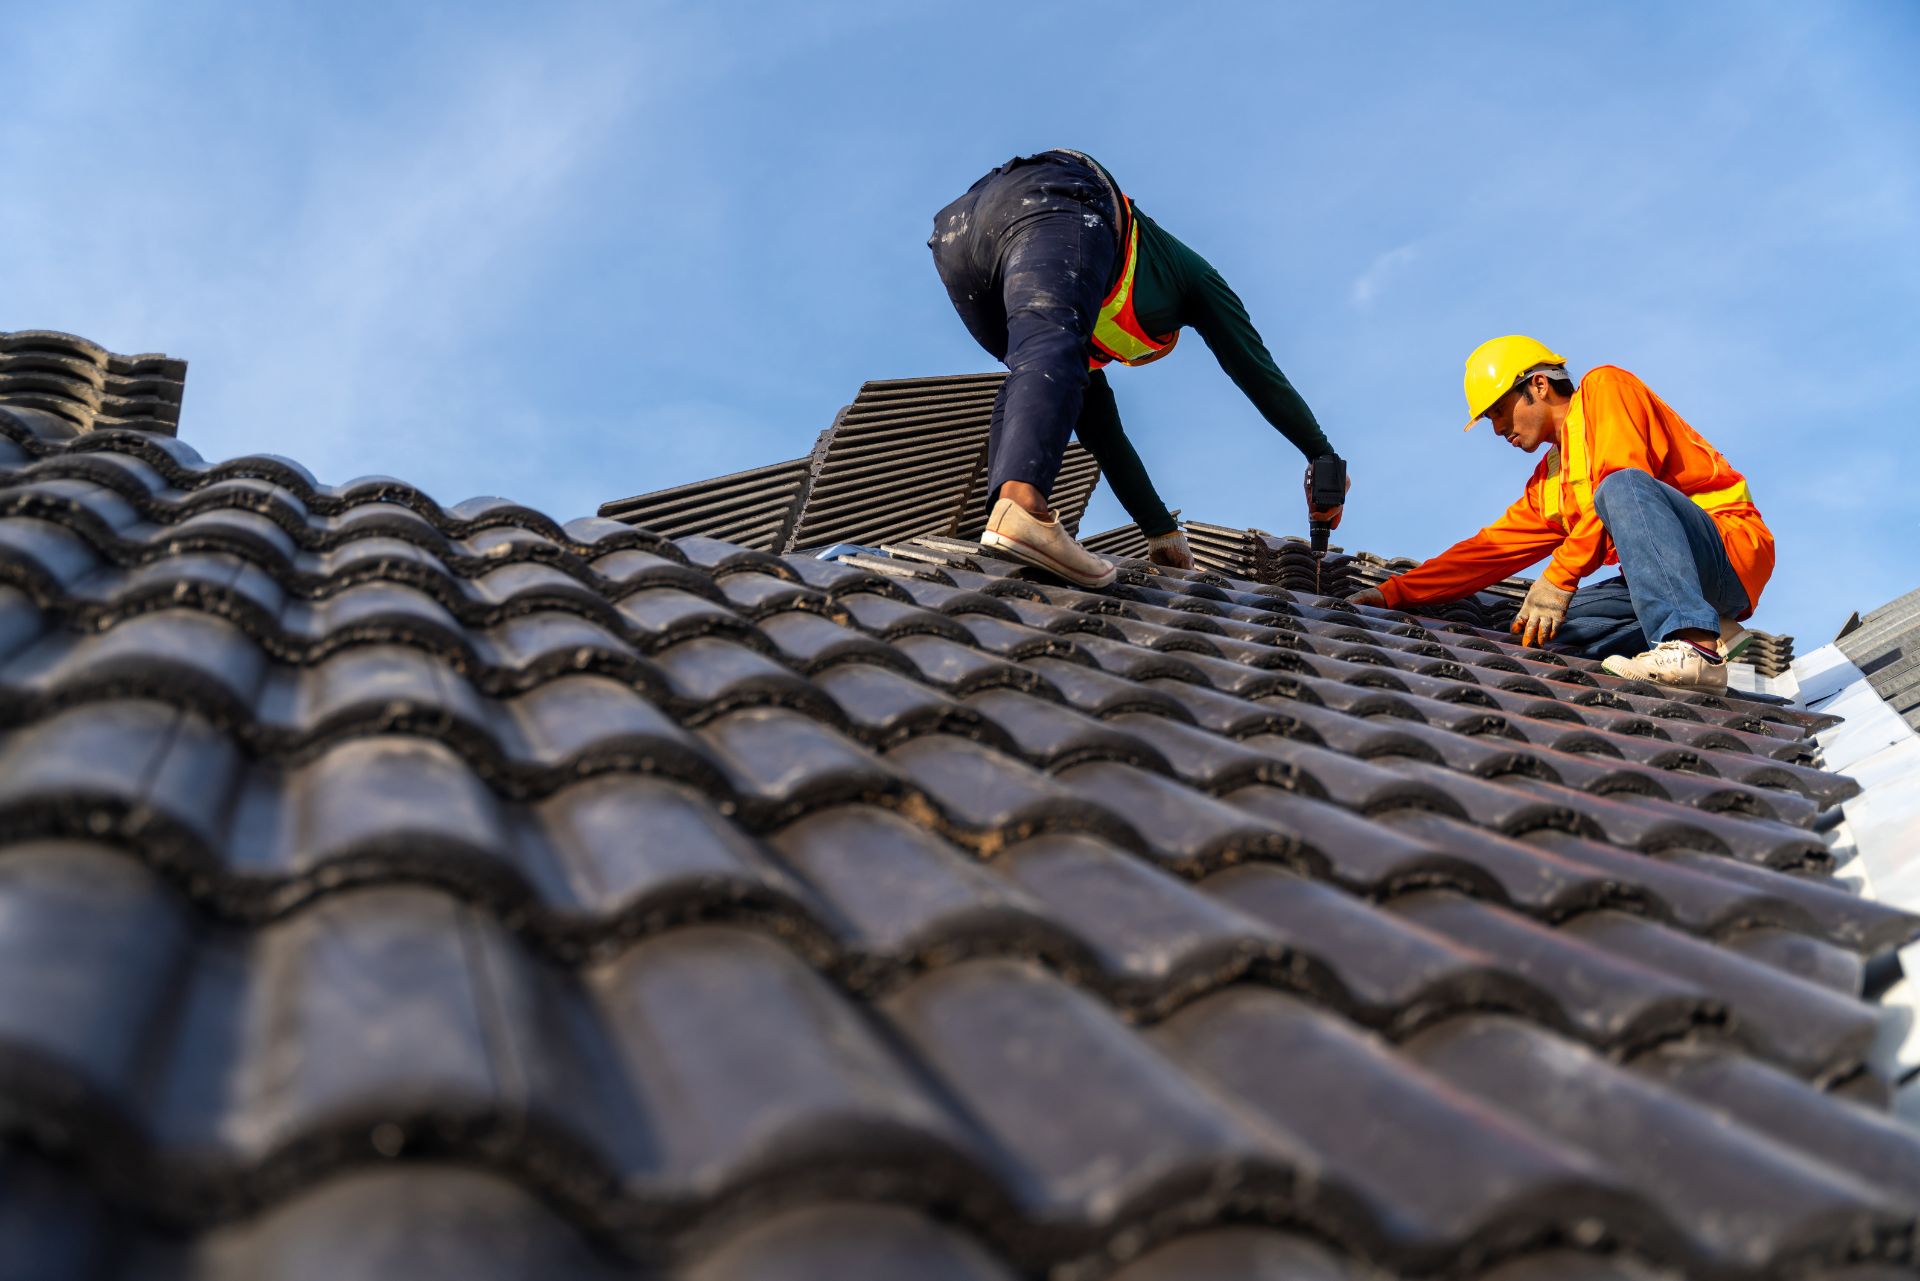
[1076,203,1332,535]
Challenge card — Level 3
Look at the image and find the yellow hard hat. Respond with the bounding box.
[1462,335,1567,430]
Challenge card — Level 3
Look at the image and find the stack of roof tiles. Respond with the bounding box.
[0,329,187,438]
[1739,630,1796,679]
[2,368,1918,1279]
[1081,525,1373,597]
[1837,586,1920,730]
[598,374,1100,553]
[1084,520,1263,580]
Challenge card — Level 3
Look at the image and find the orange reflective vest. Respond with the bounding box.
[1087,196,1180,370]
[1377,366,1775,619]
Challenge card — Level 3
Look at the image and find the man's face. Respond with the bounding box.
[1483,376,1557,452]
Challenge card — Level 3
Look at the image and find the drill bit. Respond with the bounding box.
[1306,454,1345,598]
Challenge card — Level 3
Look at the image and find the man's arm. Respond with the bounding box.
[1540,367,1661,591]
[1183,266,1334,460]
[1073,369,1179,537]
[1377,488,1563,609]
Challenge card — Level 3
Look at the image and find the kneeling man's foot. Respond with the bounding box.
[1718,616,1752,661]
[1601,639,1727,692]
[982,497,1117,589]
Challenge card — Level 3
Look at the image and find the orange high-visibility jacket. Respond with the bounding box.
[1377,366,1774,619]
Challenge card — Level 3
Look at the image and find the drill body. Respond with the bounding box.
[1306,454,1347,554]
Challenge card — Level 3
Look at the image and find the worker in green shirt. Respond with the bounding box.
[930,148,1347,588]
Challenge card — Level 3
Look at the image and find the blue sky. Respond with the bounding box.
[4,1,1915,644]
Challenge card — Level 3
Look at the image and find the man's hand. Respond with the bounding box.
[1146,529,1195,571]
[1348,587,1387,608]
[1511,578,1573,648]
[1303,463,1353,530]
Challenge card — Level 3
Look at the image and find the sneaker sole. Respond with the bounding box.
[981,528,1116,589]
[1600,658,1728,691]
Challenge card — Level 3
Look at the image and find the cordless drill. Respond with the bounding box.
[1306,454,1347,554]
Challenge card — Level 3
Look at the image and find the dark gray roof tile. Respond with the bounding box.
[689,1204,1019,1281]
[770,805,1046,970]
[1388,892,1721,1052]
[890,632,1060,696]
[881,959,1275,1238]
[599,926,981,1195]
[1106,1227,1375,1280]
[3,401,1918,1277]
[1152,987,1654,1266]
[888,735,1140,854]
[813,662,1007,749]
[1560,911,1880,1081]
[1201,866,1550,1026]
[1025,657,1201,722]
[757,609,913,675]
[963,688,1172,774]
[1057,761,1308,877]
[651,636,837,723]
[1407,1016,1907,1274]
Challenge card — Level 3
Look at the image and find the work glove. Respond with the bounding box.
[1147,528,1195,571]
[1347,587,1387,608]
[1511,578,1573,649]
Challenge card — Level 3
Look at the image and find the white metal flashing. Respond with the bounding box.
[1795,642,1920,1116]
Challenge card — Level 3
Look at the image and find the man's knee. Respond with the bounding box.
[1592,467,1660,520]
[1004,315,1089,380]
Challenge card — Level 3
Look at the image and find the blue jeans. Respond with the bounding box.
[931,152,1160,507]
[1551,469,1750,660]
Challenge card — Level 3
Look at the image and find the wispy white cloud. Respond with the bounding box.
[1349,244,1418,310]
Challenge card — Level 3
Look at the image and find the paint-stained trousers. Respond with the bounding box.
[928,152,1169,524]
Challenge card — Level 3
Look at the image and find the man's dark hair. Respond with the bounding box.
[1516,364,1574,404]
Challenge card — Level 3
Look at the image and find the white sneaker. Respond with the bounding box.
[1601,639,1728,692]
[981,497,1117,588]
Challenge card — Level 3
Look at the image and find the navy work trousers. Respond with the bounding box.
[1552,469,1751,660]
[930,153,1140,504]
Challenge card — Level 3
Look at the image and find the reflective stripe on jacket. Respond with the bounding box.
[1088,198,1180,369]
[1377,366,1775,619]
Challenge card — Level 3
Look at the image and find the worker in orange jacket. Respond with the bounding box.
[1349,336,1773,692]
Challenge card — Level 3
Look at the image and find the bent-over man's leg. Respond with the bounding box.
[1591,469,1749,640]
[985,207,1114,502]
[929,156,1121,588]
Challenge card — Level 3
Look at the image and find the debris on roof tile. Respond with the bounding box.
[0,349,1915,1280]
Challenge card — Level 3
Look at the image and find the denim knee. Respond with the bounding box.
[1592,468,1659,520]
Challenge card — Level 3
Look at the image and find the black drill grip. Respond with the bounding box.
[1307,454,1346,554]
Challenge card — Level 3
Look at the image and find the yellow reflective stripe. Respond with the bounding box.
[1690,478,1752,511]
[1541,447,1563,530]
[1556,390,1752,524]
[1563,395,1594,518]
[1091,222,1157,363]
